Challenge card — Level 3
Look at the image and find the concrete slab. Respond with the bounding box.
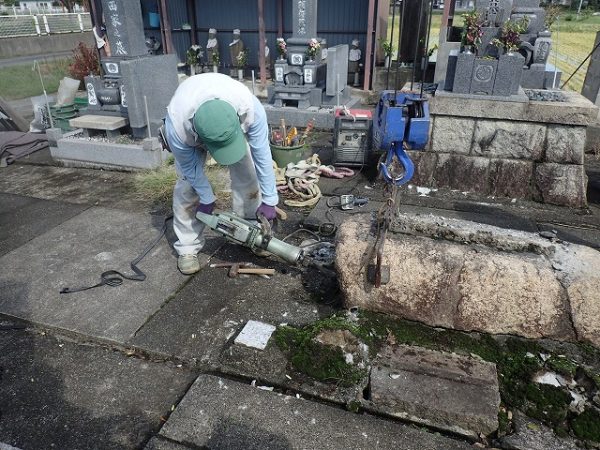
[0,164,152,212]
[0,207,186,343]
[69,115,129,130]
[368,345,500,438]
[131,242,334,365]
[144,437,191,450]
[0,325,196,450]
[0,193,87,257]
[159,374,472,450]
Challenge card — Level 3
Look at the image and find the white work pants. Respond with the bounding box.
[172,150,262,256]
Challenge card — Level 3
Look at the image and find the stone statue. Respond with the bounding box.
[348,39,362,87]
[206,28,219,72]
[229,29,245,76]
[264,38,271,79]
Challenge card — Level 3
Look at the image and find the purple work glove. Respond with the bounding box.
[256,203,277,221]
[197,201,215,215]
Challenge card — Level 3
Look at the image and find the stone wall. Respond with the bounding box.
[0,32,93,59]
[414,89,599,208]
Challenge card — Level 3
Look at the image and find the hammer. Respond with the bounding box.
[209,262,275,278]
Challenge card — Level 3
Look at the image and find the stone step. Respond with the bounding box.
[367,344,500,438]
[153,374,472,450]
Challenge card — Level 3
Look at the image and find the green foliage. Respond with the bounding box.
[378,38,395,57]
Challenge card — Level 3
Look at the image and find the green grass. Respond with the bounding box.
[0,58,71,100]
[386,10,600,92]
[132,157,232,208]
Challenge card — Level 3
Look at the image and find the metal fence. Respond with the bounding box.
[0,13,92,38]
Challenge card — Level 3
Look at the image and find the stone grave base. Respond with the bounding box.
[47,128,168,171]
[337,214,600,348]
[419,88,599,207]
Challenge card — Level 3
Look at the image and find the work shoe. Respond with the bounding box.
[178,254,200,275]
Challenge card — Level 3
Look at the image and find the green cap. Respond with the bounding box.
[193,99,246,165]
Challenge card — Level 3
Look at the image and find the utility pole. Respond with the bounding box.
[577,0,584,17]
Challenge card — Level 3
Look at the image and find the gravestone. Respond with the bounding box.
[84,0,178,139]
[452,53,475,94]
[101,0,147,57]
[582,31,600,107]
[493,53,525,95]
[476,0,513,26]
[289,0,318,45]
[326,45,349,96]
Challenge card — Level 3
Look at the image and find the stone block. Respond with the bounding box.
[521,63,546,89]
[430,116,475,154]
[443,52,459,91]
[51,137,167,171]
[431,88,599,126]
[336,218,575,341]
[452,52,475,94]
[470,59,498,95]
[434,154,490,193]
[435,43,460,85]
[369,345,500,437]
[493,53,525,96]
[535,163,587,207]
[546,125,586,164]
[69,114,128,131]
[406,150,437,186]
[489,159,534,199]
[159,374,472,450]
[582,31,600,105]
[544,65,562,89]
[45,127,63,147]
[120,54,179,136]
[326,45,349,96]
[472,119,545,160]
[100,0,147,57]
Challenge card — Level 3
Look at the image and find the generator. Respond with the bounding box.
[332,108,373,167]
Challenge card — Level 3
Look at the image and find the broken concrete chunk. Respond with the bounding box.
[366,345,500,438]
[234,320,276,350]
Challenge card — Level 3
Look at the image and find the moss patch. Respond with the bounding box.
[273,321,367,387]
[571,408,600,442]
[546,356,578,378]
[274,311,600,443]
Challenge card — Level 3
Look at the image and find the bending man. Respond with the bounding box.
[164,73,278,274]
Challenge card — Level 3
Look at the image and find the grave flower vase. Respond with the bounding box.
[237,68,244,81]
[213,65,218,73]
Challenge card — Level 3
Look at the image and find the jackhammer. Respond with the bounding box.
[196,210,334,275]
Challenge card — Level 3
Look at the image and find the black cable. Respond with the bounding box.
[560,38,600,90]
[59,215,173,294]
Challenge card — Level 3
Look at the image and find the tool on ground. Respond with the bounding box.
[209,262,276,278]
[196,210,334,276]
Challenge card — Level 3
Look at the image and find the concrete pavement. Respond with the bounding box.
[1,159,599,449]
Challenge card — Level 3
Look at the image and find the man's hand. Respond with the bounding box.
[256,203,277,221]
[197,202,216,215]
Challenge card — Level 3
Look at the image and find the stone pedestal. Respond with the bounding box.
[420,88,599,207]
